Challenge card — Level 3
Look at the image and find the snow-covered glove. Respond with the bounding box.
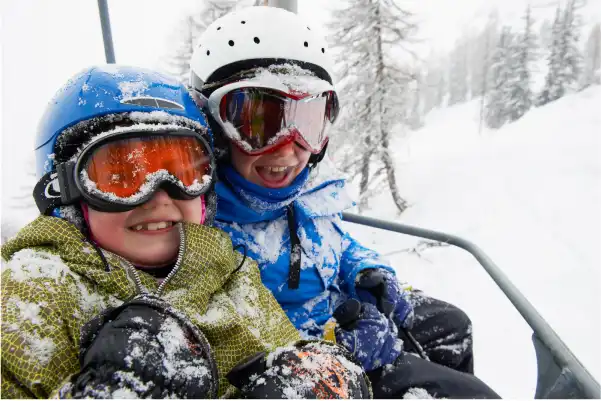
[226,340,372,399]
[63,295,218,399]
[334,299,403,371]
[355,268,414,330]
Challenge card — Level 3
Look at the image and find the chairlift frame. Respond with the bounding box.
[96,0,599,397]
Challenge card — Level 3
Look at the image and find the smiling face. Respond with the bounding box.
[230,142,311,189]
[87,190,203,268]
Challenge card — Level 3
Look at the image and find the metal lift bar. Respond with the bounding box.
[97,0,116,63]
[342,212,600,399]
[267,0,297,13]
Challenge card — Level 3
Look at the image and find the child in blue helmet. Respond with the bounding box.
[189,6,500,399]
[0,65,371,399]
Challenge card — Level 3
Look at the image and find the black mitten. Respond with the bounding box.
[64,295,218,399]
[227,341,372,399]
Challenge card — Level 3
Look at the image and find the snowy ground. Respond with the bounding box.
[340,86,601,398]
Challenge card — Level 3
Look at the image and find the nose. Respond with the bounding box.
[142,189,174,209]
[270,141,297,157]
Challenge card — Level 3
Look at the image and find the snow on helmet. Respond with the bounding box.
[34,65,217,225]
[189,6,335,91]
[35,65,212,177]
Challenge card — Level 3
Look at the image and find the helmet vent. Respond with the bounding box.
[207,50,211,56]
[321,48,325,53]
[307,26,311,30]
[229,40,235,46]
[304,41,308,47]
[217,26,221,30]
[241,20,246,24]
[254,37,260,44]
[121,97,184,110]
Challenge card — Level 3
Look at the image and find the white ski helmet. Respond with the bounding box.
[189,6,335,92]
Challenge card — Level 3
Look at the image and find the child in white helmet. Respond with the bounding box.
[189,6,500,399]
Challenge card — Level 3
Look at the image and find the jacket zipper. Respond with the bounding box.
[286,204,301,289]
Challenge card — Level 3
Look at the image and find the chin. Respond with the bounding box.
[130,251,178,268]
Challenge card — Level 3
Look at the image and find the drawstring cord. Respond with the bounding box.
[232,244,248,274]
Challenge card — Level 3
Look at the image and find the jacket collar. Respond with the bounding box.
[215,161,355,224]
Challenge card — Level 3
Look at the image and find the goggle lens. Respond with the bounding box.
[220,88,338,154]
[83,135,212,199]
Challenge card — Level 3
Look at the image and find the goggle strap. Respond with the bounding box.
[57,162,82,205]
[308,142,329,167]
[33,170,66,215]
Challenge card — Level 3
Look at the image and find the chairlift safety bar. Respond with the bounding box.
[342,212,600,399]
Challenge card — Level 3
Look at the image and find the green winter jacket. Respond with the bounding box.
[1,216,301,398]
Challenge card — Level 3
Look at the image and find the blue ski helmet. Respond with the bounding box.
[35,65,212,177]
[33,65,217,224]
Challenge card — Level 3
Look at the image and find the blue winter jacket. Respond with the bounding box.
[215,163,408,338]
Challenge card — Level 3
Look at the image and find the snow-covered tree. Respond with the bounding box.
[162,0,243,83]
[538,7,563,105]
[422,59,445,113]
[470,12,499,99]
[538,1,583,105]
[558,0,584,91]
[540,19,553,49]
[328,0,416,213]
[506,5,537,122]
[582,23,601,87]
[407,71,424,130]
[485,27,515,129]
[448,37,469,105]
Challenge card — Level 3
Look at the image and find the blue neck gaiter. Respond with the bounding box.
[216,164,310,222]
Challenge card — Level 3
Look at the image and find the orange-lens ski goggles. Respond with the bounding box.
[60,129,215,212]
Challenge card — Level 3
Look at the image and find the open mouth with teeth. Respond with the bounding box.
[129,221,176,232]
[255,165,295,188]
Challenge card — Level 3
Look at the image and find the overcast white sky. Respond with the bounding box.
[1,0,600,218]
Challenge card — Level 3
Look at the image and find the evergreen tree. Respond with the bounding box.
[485,27,514,129]
[422,59,444,113]
[582,23,601,87]
[162,0,243,83]
[539,19,553,49]
[507,5,537,122]
[407,71,424,130]
[538,6,563,105]
[471,12,499,99]
[329,0,416,213]
[538,1,583,105]
[448,37,469,105]
[559,0,583,91]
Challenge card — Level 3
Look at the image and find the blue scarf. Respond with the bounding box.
[215,164,310,224]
